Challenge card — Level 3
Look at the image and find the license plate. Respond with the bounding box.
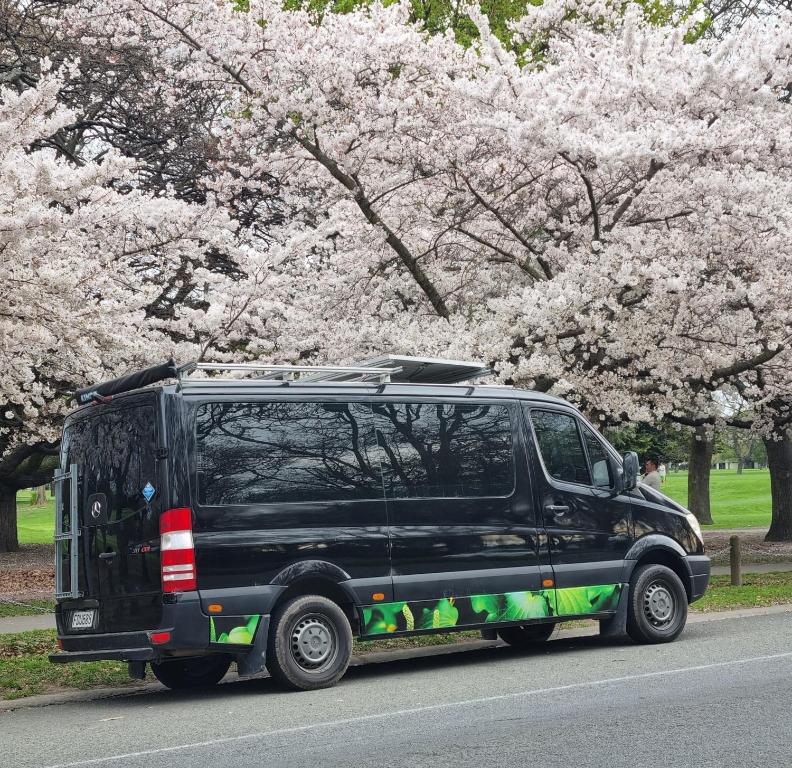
[70,609,96,630]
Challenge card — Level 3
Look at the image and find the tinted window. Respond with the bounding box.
[63,405,158,525]
[373,402,513,499]
[531,410,591,485]
[196,402,380,505]
[582,424,612,488]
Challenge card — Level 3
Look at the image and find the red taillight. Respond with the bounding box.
[150,631,172,645]
[160,507,196,592]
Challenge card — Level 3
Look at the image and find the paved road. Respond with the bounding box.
[4,609,792,768]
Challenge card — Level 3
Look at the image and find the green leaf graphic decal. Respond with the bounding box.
[360,585,623,636]
[504,591,550,621]
[420,598,459,629]
[554,588,596,616]
[553,585,621,616]
[209,614,261,645]
[471,594,502,622]
[363,602,406,634]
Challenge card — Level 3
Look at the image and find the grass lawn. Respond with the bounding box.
[693,572,792,611]
[0,630,135,700]
[0,600,55,618]
[659,469,770,529]
[3,572,790,700]
[16,490,55,545]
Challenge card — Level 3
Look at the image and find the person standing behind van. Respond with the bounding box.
[642,458,662,490]
[658,462,667,484]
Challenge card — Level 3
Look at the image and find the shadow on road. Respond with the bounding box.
[96,632,638,709]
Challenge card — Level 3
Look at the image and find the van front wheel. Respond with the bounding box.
[151,655,231,690]
[268,594,353,691]
[626,564,688,644]
[497,622,555,648]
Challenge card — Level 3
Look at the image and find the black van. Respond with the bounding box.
[50,356,710,691]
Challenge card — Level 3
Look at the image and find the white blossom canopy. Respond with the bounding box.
[6,0,792,459]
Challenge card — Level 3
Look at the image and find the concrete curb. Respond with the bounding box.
[3,603,791,712]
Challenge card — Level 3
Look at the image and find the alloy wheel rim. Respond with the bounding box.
[291,614,338,671]
[643,580,676,627]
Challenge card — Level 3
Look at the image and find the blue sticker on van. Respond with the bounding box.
[142,482,156,502]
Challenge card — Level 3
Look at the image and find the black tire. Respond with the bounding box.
[151,654,231,690]
[267,594,353,691]
[626,564,688,644]
[497,622,556,648]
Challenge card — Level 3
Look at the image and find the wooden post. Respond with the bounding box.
[729,535,742,587]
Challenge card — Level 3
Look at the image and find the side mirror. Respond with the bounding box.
[620,451,639,492]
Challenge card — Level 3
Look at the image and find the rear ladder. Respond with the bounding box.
[53,463,82,599]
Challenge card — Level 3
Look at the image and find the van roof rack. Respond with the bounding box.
[73,355,493,403]
[179,362,399,383]
[299,355,492,384]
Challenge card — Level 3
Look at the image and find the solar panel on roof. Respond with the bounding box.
[300,355,492,384]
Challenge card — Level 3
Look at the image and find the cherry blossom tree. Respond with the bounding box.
[0,67,284,550]
[61,0,792,535]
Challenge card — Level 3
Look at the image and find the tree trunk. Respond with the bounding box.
[35,485,47,506]
[765,432,792,541]
[0,485,19,553]
[736,459,743,475]
[688,426,714,525]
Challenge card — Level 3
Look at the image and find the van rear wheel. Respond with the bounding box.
[267,594,353,691]
[626,564,688,644]
[151,655,231,690]
[497,622,555,648]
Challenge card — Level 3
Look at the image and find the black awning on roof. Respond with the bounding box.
[74,359,177,405]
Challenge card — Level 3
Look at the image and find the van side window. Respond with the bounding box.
[372,402,513,499]
[195,402,381,505]
[581,424,613,488]
[530,410,591,485]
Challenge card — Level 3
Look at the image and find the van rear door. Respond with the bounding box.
[57,393,164,633]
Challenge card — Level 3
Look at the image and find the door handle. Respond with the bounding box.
[98,551,117,561]
[544,504,570,515]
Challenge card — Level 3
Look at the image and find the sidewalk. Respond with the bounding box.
[0,613,54,633]
[710,562,792,576]
[705,527,769,536]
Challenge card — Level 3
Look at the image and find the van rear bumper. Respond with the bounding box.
[50,645,154,663]
[50,594,209,664]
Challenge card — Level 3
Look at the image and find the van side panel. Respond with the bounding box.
[378,401,544,602]
[188,399,391,602]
